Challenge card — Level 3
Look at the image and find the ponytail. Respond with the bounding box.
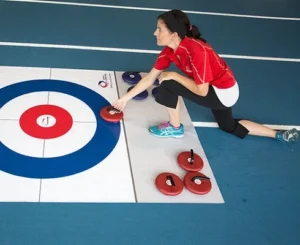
[187,25,207,43]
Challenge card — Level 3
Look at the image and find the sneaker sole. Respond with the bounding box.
[149,131,184,138]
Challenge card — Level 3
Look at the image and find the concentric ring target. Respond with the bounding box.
[19,104,73,139]
[0,79,121,179]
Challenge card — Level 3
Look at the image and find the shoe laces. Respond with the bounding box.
[282,129,299,142]
[158,121,170,129]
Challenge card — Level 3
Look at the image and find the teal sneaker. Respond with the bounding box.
[275,128,299,142]
[149,121,184,138]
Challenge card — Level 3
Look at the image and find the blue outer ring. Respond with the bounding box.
[0,79,121,179]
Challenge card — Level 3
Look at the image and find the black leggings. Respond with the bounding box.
[154,79,249,139]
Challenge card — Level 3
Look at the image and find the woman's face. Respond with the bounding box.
[154,19,175,46]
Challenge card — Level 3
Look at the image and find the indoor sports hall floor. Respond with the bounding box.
[0,0,299,244]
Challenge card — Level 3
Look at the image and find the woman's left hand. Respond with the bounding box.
[158,71,177,84]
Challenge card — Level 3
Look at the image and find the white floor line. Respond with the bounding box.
[0,41,158,54]
[192,122,300,131]
[1,41,299,63]
[4,0,300,21]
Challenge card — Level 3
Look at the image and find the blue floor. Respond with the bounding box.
[0,0,300,244]
[1,1,299,57]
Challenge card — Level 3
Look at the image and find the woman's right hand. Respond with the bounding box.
[112,68,161,111]
[112,97,128,112]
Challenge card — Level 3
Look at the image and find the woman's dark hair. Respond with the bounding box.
[157,9,206,43]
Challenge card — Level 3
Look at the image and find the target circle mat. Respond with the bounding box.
[0,79,121,179]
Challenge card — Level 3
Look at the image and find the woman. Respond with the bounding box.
[112,9,298,143]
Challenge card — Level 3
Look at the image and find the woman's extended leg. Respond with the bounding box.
[211,108,299,142]
[238,120,276,138]
[150,79,299,142]
[239,120,298,142]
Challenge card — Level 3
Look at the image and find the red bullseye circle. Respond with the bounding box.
[19,105,73,139]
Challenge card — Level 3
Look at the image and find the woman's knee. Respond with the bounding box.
[155,82,178,109]
[218,119,249,139]
[160,79,181,91]
[217,121,235,133]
